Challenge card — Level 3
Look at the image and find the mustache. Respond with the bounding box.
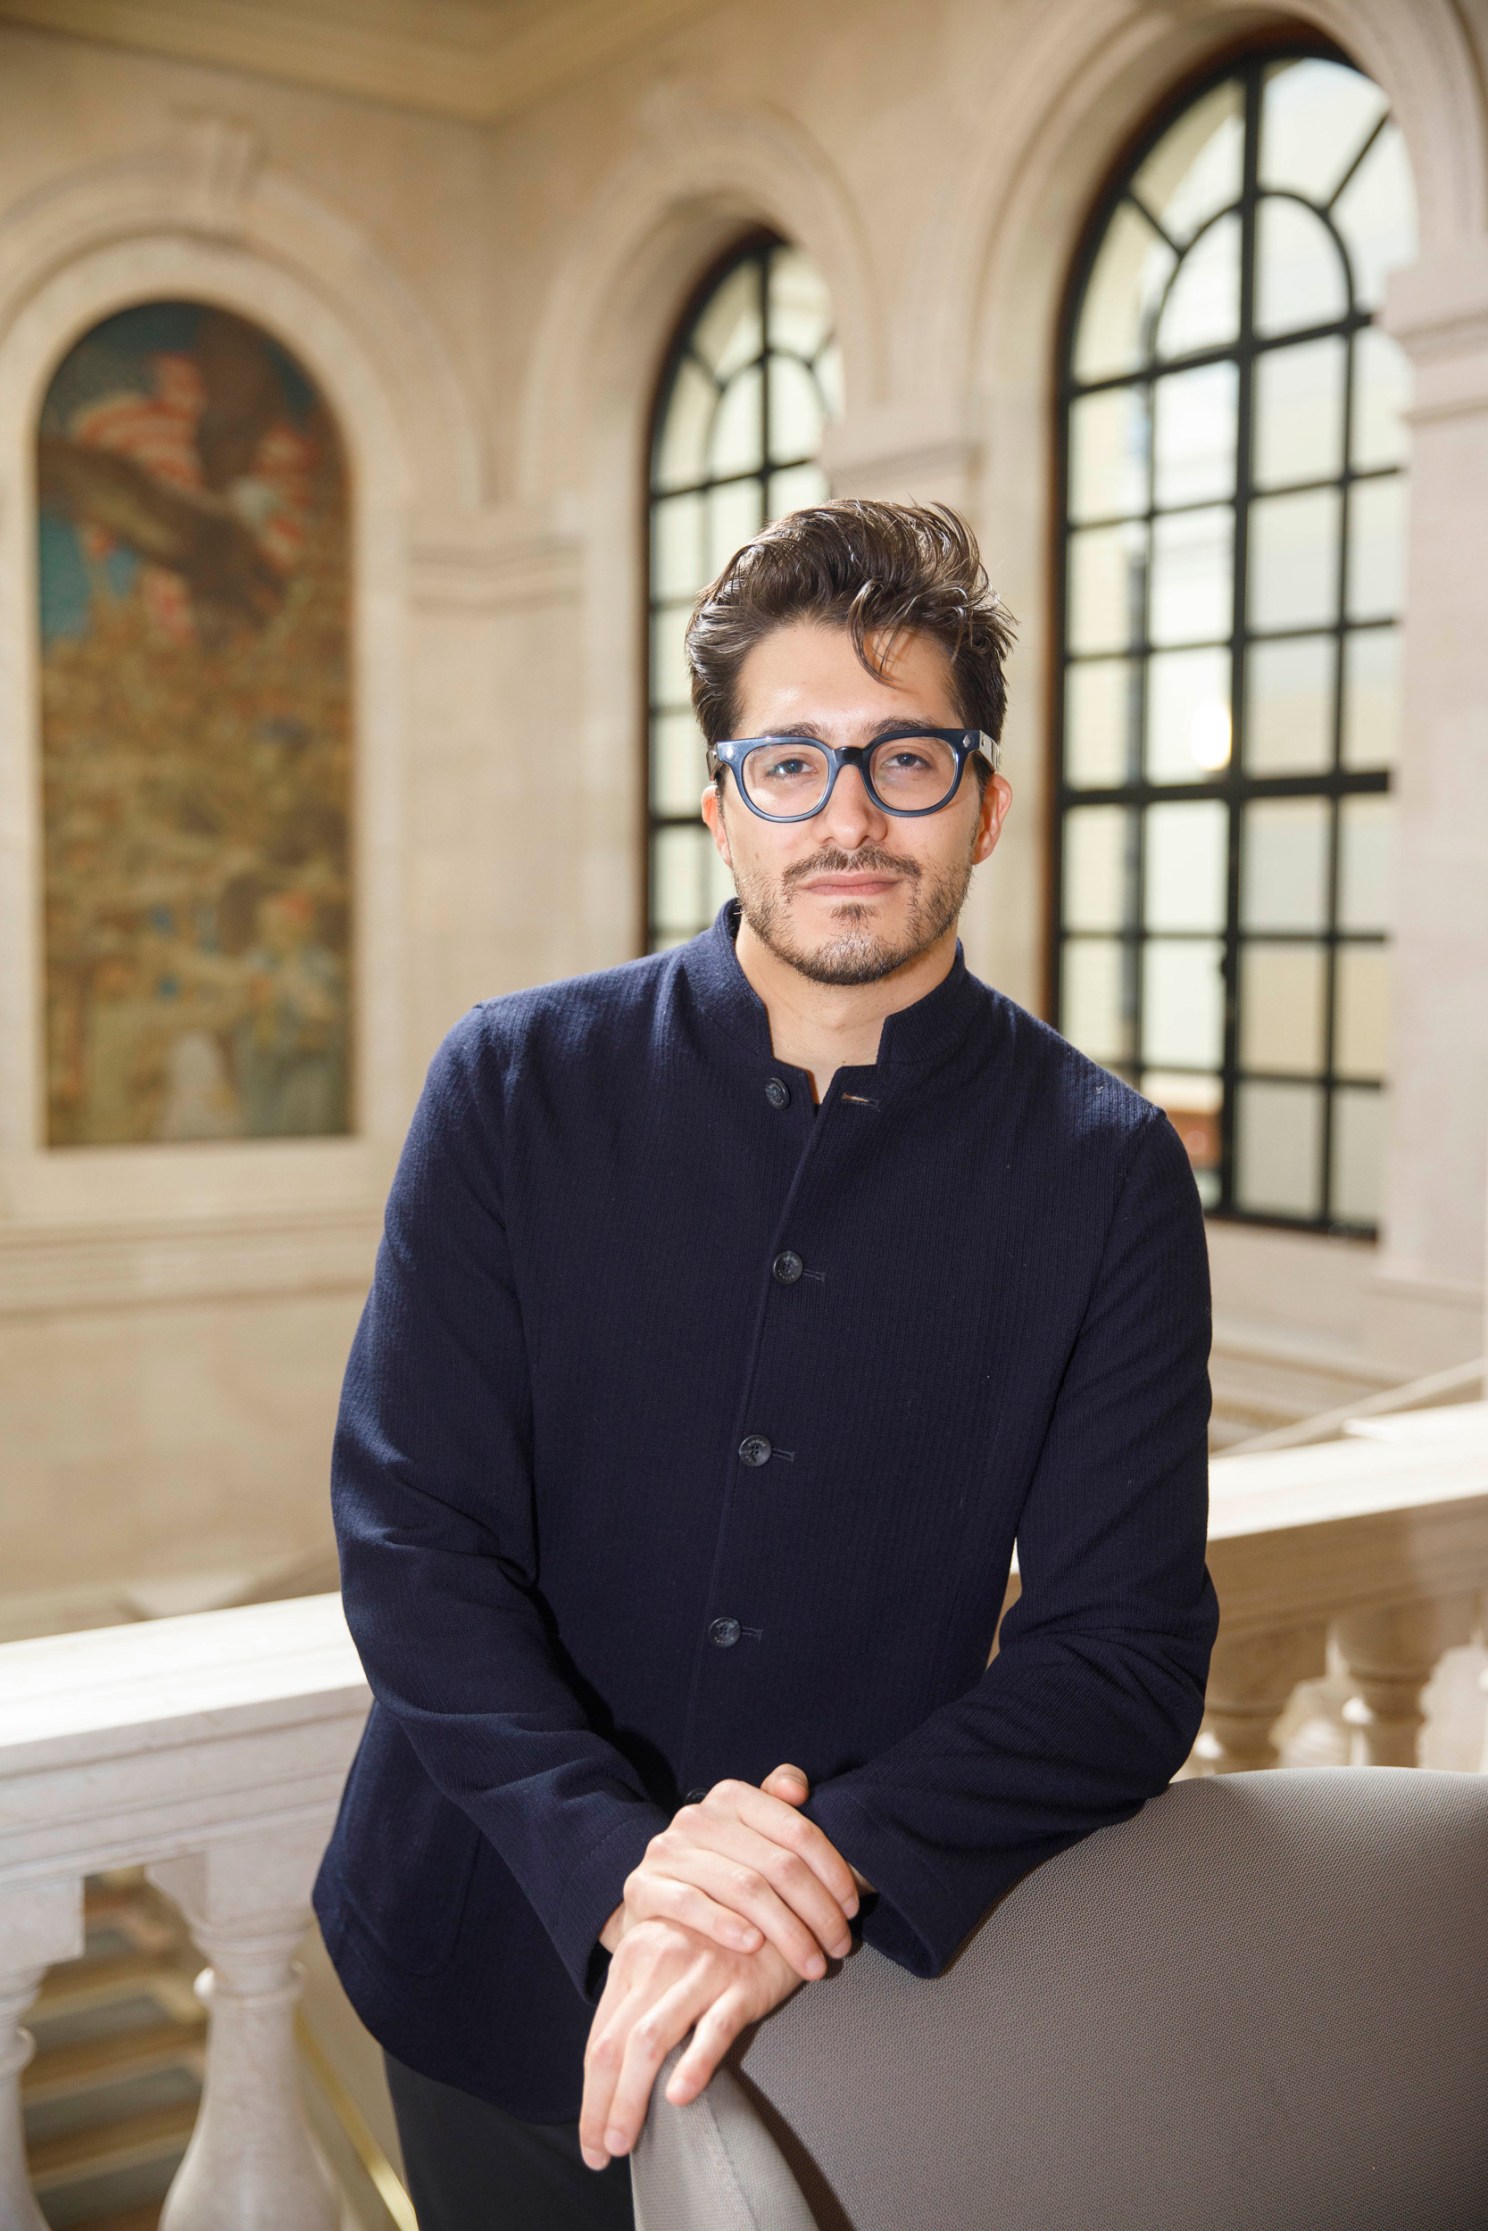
[784,847,922,890]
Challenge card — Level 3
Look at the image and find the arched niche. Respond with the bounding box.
[36,298,354,1151]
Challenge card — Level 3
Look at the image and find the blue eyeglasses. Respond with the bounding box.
[709,728,997,822]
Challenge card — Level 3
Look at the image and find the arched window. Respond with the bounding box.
[1054,53,1416,1231]
[37,300,352,1146]
[646,235,841,951]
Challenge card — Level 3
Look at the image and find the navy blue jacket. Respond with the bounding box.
[313,902,1218,2120]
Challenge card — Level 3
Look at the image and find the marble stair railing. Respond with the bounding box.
[0,1595,369,2231]
[1192,1401,1488,1774]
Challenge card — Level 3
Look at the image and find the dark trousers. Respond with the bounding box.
[384,2050,636,2231]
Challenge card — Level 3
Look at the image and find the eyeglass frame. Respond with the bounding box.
[707,726,1001,823]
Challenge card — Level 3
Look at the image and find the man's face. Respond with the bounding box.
[700,620,1011,987]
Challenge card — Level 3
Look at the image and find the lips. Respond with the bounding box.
[797,874,903,896]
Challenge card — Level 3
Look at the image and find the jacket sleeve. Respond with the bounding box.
[803,1108,1219,1977]
[330,1011,669,2000]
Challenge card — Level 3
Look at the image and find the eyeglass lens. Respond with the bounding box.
[740,735,961,817]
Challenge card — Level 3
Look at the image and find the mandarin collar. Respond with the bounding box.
[679,900,981,1070]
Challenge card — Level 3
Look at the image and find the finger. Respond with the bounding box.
[622,1868,763,1955]
[580,1974,647,2169]
[662,1842,839,1977]
[664,1985,753,2106]
[601,1973,713,2158]
[663,1802,856,1961]
[761,1762,809,1805]
[719,1782,862,1915]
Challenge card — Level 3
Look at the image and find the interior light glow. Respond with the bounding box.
[1190,699,1233,769]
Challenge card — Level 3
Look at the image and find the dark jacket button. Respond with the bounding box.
[772,1250,804,1284]
[709,1617,741,1648]
[765,1077,790,1108]
[738,1435,773,1467]
[684,1787,708,1805]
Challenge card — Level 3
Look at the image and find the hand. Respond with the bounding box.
[600,1764,859,1982]
[580,1917,801,2170]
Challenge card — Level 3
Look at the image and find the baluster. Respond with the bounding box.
[0,1877,84,2231]
[150,1823,338,2231]
[1190,1622,1328,1773]
[1336,1597,1476,1768]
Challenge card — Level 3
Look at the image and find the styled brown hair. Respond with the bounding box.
[685,499,1016,768]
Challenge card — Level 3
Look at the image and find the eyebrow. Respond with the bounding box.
[749,717,954,743]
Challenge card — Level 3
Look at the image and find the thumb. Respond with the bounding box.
[762,1762,810,1805]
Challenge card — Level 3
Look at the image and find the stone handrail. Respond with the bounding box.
[0,1594,369,2231]
[1,1409,1485,2222]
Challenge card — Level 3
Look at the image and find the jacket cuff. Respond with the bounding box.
[803,1786,962,1978]
[549,1801,671,2003]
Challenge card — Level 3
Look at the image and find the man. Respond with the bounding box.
[313,499,1218,2229]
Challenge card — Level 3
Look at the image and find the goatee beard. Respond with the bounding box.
[733,845,974,987]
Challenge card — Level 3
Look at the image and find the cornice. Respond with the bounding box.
[0,0,713,127]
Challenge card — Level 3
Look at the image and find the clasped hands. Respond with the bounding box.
[579,1764,868,2172]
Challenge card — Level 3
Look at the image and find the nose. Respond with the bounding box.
[814,758,888,848]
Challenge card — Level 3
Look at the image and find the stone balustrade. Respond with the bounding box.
[1,1405,1485,2222]
[0,1595,369,2231]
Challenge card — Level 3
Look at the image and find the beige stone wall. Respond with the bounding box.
[1,0,1485,1627]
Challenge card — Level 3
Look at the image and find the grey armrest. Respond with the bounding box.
[632,1769,1488,2231]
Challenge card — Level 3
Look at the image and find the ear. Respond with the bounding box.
[972,771,1012,866]
[701,779,732,865]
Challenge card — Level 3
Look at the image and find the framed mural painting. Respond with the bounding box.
[36,300,353,1147]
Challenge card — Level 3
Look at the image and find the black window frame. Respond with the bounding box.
[1051,40,1407,1238]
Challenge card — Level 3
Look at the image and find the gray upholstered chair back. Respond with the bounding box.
[631,1768,1488,2231]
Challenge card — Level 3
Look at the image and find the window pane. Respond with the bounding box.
[1353,326,1411,472]
[1133,79,1244,243]
[709,362,763,477]
[768,461,827,521]
[1145,800,1228,932]
[1142,939,1224,1067]
[1347,475,1405,620]
[1069,386,1148,522]
[1335,944,1391,1078]
[654,356,717,492]
[1150,506,1231,645]
[1332,1086,1386,1224]
[1065,659,1135,787]
[1333,121,1417,311]
[815,338,845,419]
[1063,806,1131,932]
[1242,797,1330,932]
[691,257,763,380]
[651,492,705,599]
[1248,487,1342,632]
[1152,362,1237,507]
[651,710,705,816]
[1062,938,1130,1064]
[1255,198,1349,336]
[767,353,825,464]
[650,602,692,708]
[651,824,713,939]
[1236,1079,1323,1218]
[767,247,832,357]
[1147,647,1231,780]
[1338,794,1394,932]
[706,477,764,576]
[1239,943,1327,1074]
[1246,635,1334,773]
[1260,58,1388,202]
[1068,523,1145,654]
[1341,627,1400,770]
[1144,1069,1223,1198]
[1074,202,1176,384]
[1252,336,1346,489]
[1156,213,1241,357]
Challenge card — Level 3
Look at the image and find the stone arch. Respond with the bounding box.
[0,130,483,1156]
[515,88,880,507]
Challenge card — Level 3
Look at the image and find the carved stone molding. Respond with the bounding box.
[0,1205,381,1316]
[407,506,584,615]
[173,111,265,243]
